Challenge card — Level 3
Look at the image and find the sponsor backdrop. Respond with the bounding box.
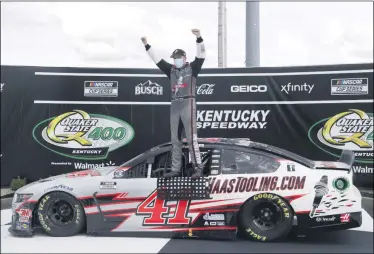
[1,64,373,188]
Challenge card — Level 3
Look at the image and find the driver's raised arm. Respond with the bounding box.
[190,29,206,77]
[141,36,172,79]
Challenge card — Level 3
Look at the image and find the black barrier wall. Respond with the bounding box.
[1,64,373,188]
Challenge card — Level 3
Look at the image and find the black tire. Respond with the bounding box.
[37,191,86,237]
[238,193,294,242]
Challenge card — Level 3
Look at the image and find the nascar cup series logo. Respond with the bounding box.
[308,109,373,163]
[84,81,118,97]
[32,110,134,160]
[331,78,368,95]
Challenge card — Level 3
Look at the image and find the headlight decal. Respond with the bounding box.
[15,193,33,203]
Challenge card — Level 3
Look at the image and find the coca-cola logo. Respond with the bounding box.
[197,84,215,95]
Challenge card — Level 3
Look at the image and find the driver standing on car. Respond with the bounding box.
[141,29,205,179]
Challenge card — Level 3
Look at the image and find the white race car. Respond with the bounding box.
[9,138,362,242]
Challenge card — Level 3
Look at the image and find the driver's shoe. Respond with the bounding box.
[191,167,203,180]
[163,171,181,178]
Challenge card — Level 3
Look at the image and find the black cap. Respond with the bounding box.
[170,49,186,59]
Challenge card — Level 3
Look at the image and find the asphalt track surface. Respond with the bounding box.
[1,198,373,253]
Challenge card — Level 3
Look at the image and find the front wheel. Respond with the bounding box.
[238,193,294,242]
[37,191,86,237]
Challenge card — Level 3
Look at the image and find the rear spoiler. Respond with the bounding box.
[338,150,355,170]
[313,150,355,172]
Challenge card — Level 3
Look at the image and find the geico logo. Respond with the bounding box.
[231,85,267,93]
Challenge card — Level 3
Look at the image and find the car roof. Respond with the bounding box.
[158,137,315,168]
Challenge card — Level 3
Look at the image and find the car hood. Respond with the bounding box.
[16,166,118,193]
[47,166,118,180]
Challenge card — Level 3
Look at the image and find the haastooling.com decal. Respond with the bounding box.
[32,110,135,160]
[308,109,373,164]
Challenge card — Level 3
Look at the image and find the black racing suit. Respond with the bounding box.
[145,37,205,174]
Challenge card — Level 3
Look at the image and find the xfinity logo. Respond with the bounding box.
[135,80,163,95]
[231,85,267,93]
[281,83,314,94]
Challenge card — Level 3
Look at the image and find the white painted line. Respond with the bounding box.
[1,209,170,253]
[196,100,374,105]
[1,225,170,253]
[33,99,374,106]
[34,100,170,105]
[1,207,171,253]
[34,69,373,77]
[1,209,12,226]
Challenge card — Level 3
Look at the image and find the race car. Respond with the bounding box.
[9,137,362,242]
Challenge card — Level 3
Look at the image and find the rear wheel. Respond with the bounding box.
[37,191,86,237]
[238,193,294,242]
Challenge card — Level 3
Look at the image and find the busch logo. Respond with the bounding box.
[135,80,163,95]
[197,84,215,95]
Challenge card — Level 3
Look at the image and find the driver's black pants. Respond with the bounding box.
[170,98,202,173]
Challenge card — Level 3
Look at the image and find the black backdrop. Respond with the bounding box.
[1,63,373,188]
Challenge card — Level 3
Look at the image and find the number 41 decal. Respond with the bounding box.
[136,190,191,225]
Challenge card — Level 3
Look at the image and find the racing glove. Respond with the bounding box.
[192,29,206,59]
[141,36,162,64]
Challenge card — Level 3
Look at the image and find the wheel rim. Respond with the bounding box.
[46,199,75,226]
[252,201,282,231]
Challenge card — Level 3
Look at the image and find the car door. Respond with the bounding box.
[211,147,307,198]
[209,147,282,197]
[105,146,200,232]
